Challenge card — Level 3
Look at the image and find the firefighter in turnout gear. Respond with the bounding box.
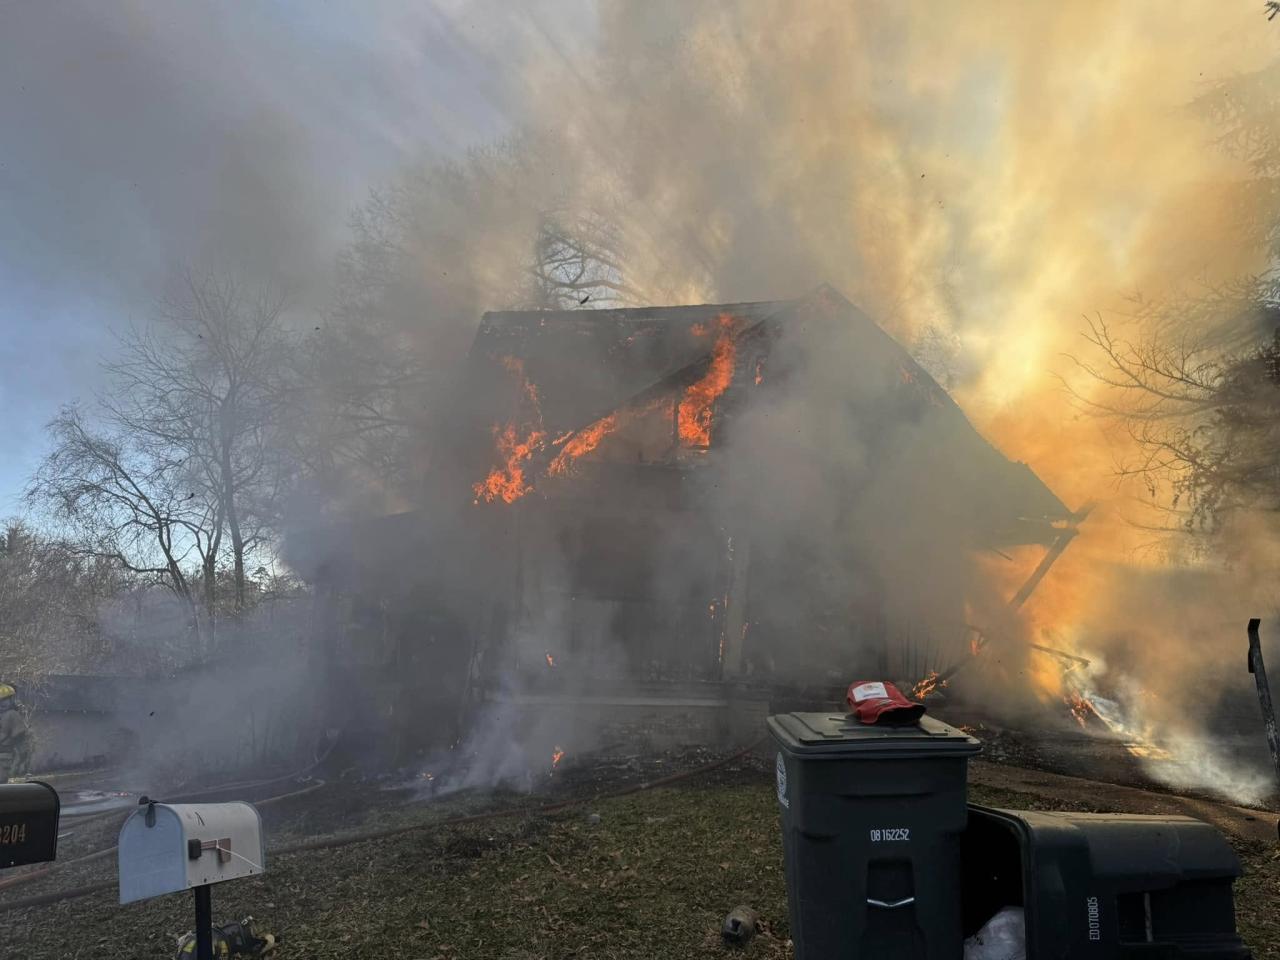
[0,684,32,782]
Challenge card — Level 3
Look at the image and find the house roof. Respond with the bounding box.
[467,286,1073,543]
[469,298,789,435]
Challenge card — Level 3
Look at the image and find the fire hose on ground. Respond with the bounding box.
[49,722,346,832]
[0,779,329,897]
[0,738,763,915]
[0,727,343,896]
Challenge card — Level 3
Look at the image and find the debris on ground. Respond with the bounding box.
[721,904,760,947]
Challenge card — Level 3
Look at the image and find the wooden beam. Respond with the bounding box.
[1007,502,1096,614]
[720,535,752,677]
[1247,618,1280,791]
[1028,642,1091,668]
[919,502,1094,696]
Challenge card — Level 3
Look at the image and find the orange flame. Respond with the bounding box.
[678,314,738,447]
[480,315,738,496]
[547,395,669,477]
[474,357,546,503]
[547,410,620,476]
[505,355,539,407]
[545,652,555,667]
[1065,691,1094,728]
[472,423,545,503]
[912,670,947,700]
[551,746,565,768]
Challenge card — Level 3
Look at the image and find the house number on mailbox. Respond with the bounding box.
[0,823,29,844]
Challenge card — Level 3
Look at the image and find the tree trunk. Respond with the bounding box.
[219,398,246,614]
[202,552,216,615]
[200,499,224,627]
[224,471,245,613]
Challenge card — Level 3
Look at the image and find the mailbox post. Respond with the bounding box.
[0,781,60,868]
[194,883,213,960]
[118,800,265,960]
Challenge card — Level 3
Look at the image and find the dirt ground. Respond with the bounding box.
[1,755,1276,960]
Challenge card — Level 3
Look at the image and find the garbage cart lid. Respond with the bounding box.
[768,712,981,757]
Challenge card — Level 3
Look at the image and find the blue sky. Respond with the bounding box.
[0,0,587,513]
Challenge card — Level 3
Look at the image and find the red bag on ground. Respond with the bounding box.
[846,680,926,726]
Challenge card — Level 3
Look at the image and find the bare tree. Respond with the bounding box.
[1071,291,1280,533]
[104,270,295,613]
[300,139,640,508]
[0,518,206,687]
[0,522,82,686]
[1070,58,1280,535]
[528,207,642,309]
[26,406,207,632]
[911,323,964,391]
[27,270,294,643]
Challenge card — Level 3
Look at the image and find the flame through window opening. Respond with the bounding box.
[475,314,741,502]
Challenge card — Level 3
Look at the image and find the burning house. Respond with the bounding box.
[466,283,1085,693]
[294,286,1081,764]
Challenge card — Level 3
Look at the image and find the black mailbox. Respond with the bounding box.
[0,781,60,868]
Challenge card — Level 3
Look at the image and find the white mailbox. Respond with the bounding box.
[118,801,265,904]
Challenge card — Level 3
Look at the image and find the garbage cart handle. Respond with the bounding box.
[866,897,915,909]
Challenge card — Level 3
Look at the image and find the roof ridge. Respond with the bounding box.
[480,297,796,323]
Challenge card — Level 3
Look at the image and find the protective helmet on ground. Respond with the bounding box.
[0,684,14,702]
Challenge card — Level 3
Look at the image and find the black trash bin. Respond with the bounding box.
[962,805,1251,959]
[768,711,981,959]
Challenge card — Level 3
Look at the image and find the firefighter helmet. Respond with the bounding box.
[0,684,14,702]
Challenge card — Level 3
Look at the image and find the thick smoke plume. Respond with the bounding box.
[14,2,1280,802]
[353,2,1280,801]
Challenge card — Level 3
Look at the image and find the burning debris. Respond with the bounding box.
[1064,690,1096,729]
[912,671,947,700]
